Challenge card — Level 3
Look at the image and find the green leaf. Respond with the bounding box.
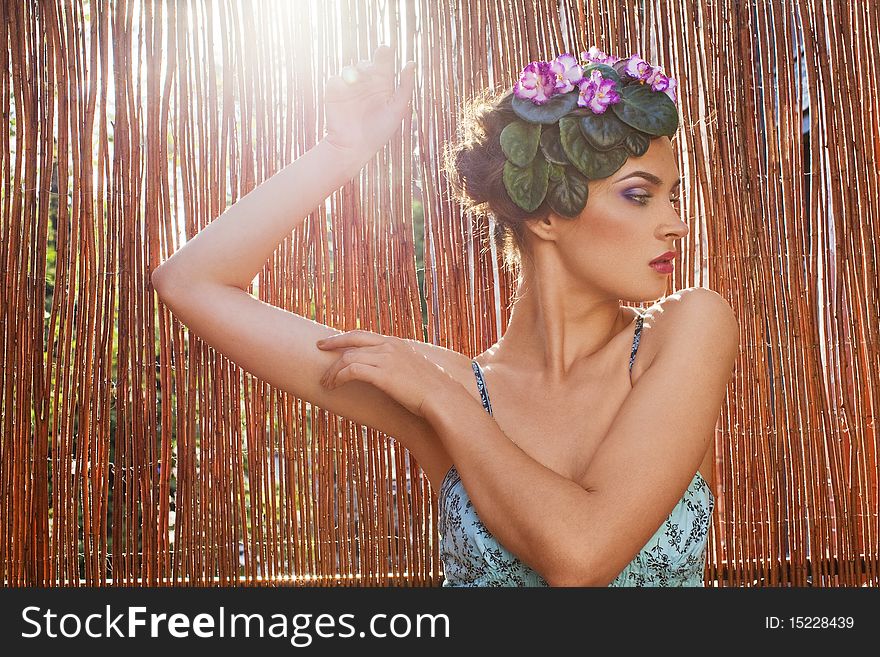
[579,110,629,151]
[539,123,570,165]
[503,157,550,212]
[500,119,542,167]
[623,131,650,156]
[586,147,629,180]
[547,168,589,217]
[558,116,591,176]
[511,90,580,124]
[582,63,621,82]
[583,146,629,178]
[560,115,629,179]
[611,83,679,136]
[547,162,565,182]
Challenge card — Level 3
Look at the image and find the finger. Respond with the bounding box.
[391,60,417,111]
[372,45,396,92]
[353,55,393,97]
[332,361,380,389]
[316,330,386,350]
[323,349,388,388]
[318,345,345,384]
[320,347,358,387]
[353,59,381,80]
[372,44,394,70]
[319,344,389,386]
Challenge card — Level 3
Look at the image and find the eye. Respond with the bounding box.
[625,192,681,207]
[625,193,650,206]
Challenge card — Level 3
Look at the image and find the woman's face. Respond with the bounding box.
[546,135,688,302]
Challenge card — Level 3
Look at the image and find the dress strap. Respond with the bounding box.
[471,360,494,416]
[628,312,645,376]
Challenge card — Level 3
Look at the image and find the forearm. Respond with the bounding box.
[153,139,368,292]
[423,385,592,586]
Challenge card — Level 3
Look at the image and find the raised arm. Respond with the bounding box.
[152,47,416,292]
[149,48,456,482]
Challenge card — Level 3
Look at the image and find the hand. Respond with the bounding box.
[316,330,452,419]
[323,45,417,163]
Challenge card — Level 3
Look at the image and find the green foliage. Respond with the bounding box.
[412,199,429,341]
[578,109,630,151]
[560,116,629,179]
[539,123,570,165]
[612,83,679,136]
[500,120,541,167]
[500,77,679,219]
[510,89,579,124]
[503,157,550,212]
[546,166,589,217]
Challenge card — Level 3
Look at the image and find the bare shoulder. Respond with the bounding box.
[627,288,737,386]
[642,287,738,355]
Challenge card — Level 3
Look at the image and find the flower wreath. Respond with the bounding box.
[502,46,679,216]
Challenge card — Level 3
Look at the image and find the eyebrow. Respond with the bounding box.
[615,171,682,189]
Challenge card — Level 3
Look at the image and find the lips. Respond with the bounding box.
[649,250,678,265]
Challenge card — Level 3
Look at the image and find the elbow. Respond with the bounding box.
[151,265,182,301]
[548,570,604,588]
[546,556,609,588]
[151,267,169,297]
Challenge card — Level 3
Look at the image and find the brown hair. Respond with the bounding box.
[442,87,552,275]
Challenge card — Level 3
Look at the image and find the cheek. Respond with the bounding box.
[577,210,637,261]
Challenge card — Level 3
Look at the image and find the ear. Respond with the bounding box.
[522,210,565,245]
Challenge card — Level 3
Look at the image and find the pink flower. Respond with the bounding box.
[644,64,678,103]
[623,53,653,82]
[581,46,619,65]
[644,65,664,87]
[577,69,621,114]
[513,49,678,108]
[549,53,584,93]
[663,77,678,103]
[514,61,557,105]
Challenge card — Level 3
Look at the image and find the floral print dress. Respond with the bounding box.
[437,311,716,587]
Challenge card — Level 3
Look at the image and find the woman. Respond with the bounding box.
[151,45,739,587]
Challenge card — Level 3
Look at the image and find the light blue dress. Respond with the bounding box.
[438,312,715,586]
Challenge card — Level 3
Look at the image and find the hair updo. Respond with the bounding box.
[442,62,679,275]
[442,87,544,274]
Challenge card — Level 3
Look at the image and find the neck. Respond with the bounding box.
[488,259,631,383]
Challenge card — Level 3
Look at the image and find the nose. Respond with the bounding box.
[664,209,689,240]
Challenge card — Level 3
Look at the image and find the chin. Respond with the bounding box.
[620,281,668,304]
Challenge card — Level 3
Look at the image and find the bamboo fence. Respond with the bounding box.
[1,0,877,587]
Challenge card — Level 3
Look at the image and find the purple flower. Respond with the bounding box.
[663,77,678,103]
[643,65,664,88]
[577,69,621,114]
[514,61,557,105]
[623,53,653,82]
[644,65,678,103]
[581,46,619,65]
[549,53,584,93]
